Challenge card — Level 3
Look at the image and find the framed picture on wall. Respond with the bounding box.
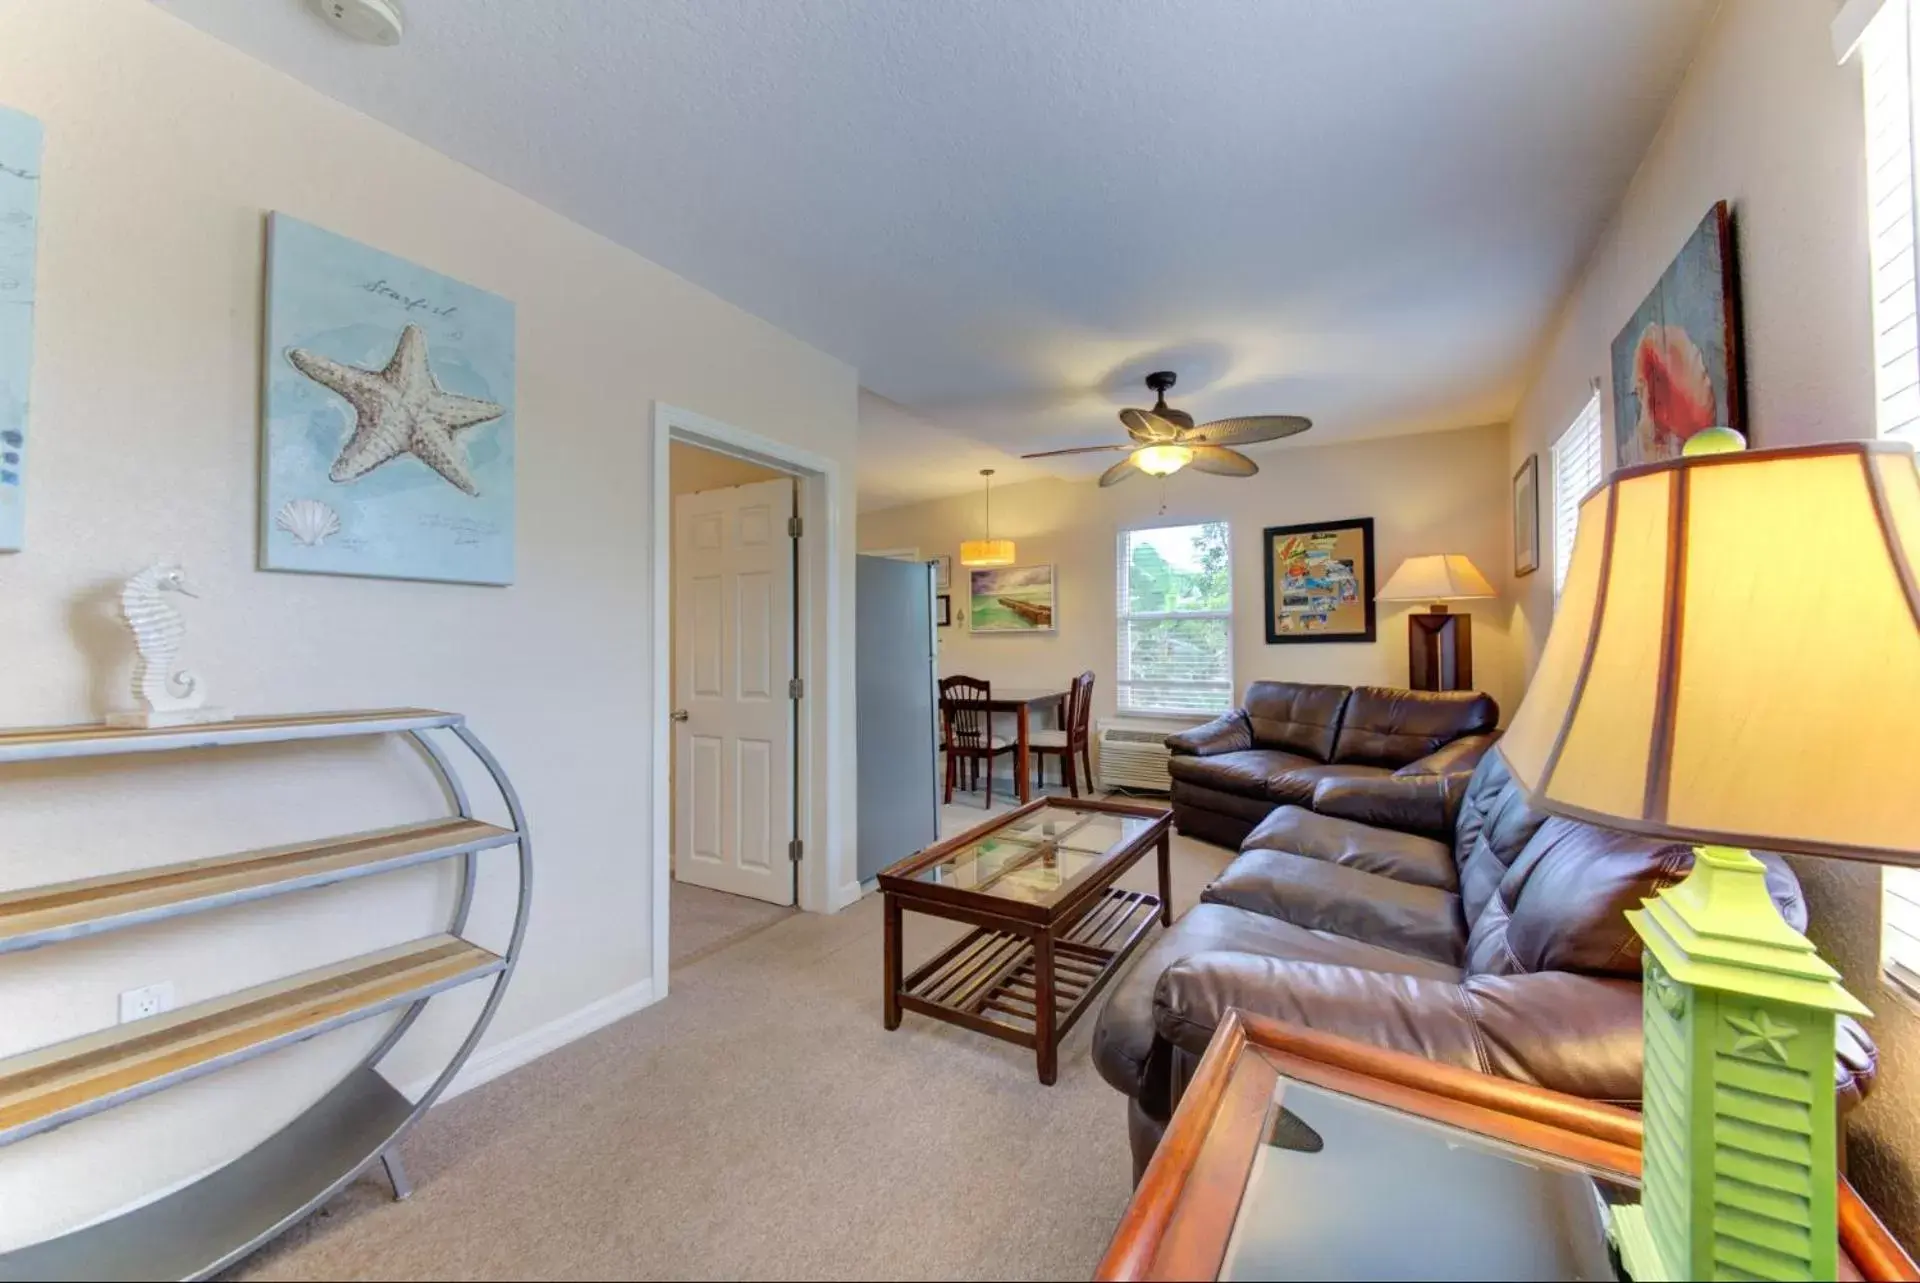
[1263,518,1376,644]
[1513,454,1540,577]
[936,594,952,627]
[1609,200,1744,467]
[932,554,952,591]
[969,564,1055,633]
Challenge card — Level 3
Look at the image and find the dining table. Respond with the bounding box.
[946,685,1068,805]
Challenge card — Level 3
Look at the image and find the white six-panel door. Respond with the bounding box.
[674,477,796,906]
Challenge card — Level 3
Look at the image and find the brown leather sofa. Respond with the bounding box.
[1092,749,1879,1179]
[1166,681,1499,849]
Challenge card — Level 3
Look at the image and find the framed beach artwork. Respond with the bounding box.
[261,214,516,585]
[1610,201,1743,467]
[0,105,42,553]
[1513,454,1540,577]
[970,564,1055,633]
[1263,518,1375,644]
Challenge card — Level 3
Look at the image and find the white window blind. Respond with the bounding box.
[1550,393,1604,597]
[1855,0,1920,999]
[1116,522,1232,716]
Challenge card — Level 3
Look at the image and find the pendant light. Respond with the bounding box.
[959,468,1016,567]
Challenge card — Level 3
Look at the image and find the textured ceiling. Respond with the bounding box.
[156,0,1714,510]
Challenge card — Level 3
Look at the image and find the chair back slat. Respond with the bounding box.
[1069,671,1095,746]
[940,676,992,749]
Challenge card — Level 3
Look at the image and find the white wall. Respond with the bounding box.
[860,424,1520,727]
[1503,0,1918,1247]
[0,0,855,1248]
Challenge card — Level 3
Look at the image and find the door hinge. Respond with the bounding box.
[788,677,804,700]
[788,514,803,538]
[788,838,804,864]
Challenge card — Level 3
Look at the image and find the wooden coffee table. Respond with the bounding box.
[877,796,1172,1085]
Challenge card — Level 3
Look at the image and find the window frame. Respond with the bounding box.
[1114,520,1234,719]
[1851,0,1920,1003]
[1549,391,1605,599]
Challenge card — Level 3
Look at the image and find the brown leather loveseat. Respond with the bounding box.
[1166,680,1499,849]
[1092,749,1879,1178]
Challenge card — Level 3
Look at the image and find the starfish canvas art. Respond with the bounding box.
[261,215,516,585]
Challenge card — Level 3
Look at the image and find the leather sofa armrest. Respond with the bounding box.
[1165,710,1252,757]
[1310,773,1465,840]
[1153,953,1647,1106]
[1394,731,1499,779]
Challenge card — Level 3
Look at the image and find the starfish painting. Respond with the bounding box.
[287,324,503,496]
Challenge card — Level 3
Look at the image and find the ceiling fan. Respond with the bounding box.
[1020,371,1311,486]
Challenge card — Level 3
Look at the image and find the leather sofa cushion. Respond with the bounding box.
[1203,848,1465,966]
[1453,751,1551,925]
[1332,687,1500,768]
[1241,805,1457,892]
[1089,902,1459,1099]
[1167,748,1316,797]
[1243,681,1350,761]
[1265,762,1388,807]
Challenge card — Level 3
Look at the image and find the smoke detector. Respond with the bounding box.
[307,0,404,46]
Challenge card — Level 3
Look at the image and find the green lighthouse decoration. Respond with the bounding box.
[1611,845,1869,1282]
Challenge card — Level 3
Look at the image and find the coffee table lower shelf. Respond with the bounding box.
[895,887,1162,1076]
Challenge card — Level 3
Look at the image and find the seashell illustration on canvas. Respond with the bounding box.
[275,498,342,547]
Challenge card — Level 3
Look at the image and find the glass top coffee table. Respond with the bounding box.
[876,796,1173,1084]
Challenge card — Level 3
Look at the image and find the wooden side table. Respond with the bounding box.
[1097,1011,1919,1281]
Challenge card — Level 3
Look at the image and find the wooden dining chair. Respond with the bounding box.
[939,676,1016,808]
[1031,671,1095,797]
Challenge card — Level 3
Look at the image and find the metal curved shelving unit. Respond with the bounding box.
[0,709,531,1282]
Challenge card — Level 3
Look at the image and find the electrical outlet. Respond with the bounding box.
[119,981,175,1024]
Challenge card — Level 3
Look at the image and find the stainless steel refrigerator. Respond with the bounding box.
[855,555,941,883]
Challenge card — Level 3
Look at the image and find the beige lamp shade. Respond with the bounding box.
[959,538,1016,567]
[1375,554,1498,603]
[1498,441,1920,865]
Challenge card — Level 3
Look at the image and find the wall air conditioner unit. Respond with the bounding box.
[1095,722,1173,794]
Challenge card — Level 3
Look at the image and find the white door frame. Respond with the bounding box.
[651,403,857,1000]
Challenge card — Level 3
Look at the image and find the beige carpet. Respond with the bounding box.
[669,883,795,970]
[233,791,1226,1282]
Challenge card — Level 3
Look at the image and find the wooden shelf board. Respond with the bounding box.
[0,1066,414,1282]
[0,818,518,954]
[0,709,460,764]
[0,934,503,1148]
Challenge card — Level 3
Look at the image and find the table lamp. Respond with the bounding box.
[1374,554,1498,691]
[1497,431,1919,1281]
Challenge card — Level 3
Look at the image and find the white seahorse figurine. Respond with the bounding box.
[106,563,230,728]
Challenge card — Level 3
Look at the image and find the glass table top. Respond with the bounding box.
[910,803,1159,907]
[1221,1074,1631,1281]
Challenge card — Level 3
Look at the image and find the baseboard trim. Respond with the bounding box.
[406,976,660,1105]
[832,880,866,910]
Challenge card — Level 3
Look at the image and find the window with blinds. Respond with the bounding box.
[1116,522,1232,716]
[1550,393,1605,597]
[1855,0,1920,998]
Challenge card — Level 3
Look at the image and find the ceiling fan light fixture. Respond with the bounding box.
[1133,444,1193,477]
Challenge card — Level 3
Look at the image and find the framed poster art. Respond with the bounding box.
[936,593,952,627]
[1513,454,1540,577]
[0,104,43,553]
[932,554,952,591]
[1610,201,1744,467]
[1263,518,1376,644]
[261,214,516,585]
[969,564,1055,633]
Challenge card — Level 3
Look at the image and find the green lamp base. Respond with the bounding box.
[1625,845,1869,1282]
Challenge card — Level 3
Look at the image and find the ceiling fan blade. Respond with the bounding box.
[1120,407,1184,444]
[1182,415,1313,448]
[1019,443,1130,459]
[1186,445,1260,477]
[1098,456,1139,487]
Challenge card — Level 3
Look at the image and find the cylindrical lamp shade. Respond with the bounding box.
[959,539,1016,567]
[1498,441,1920,865]
[1376,554,1498,602]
